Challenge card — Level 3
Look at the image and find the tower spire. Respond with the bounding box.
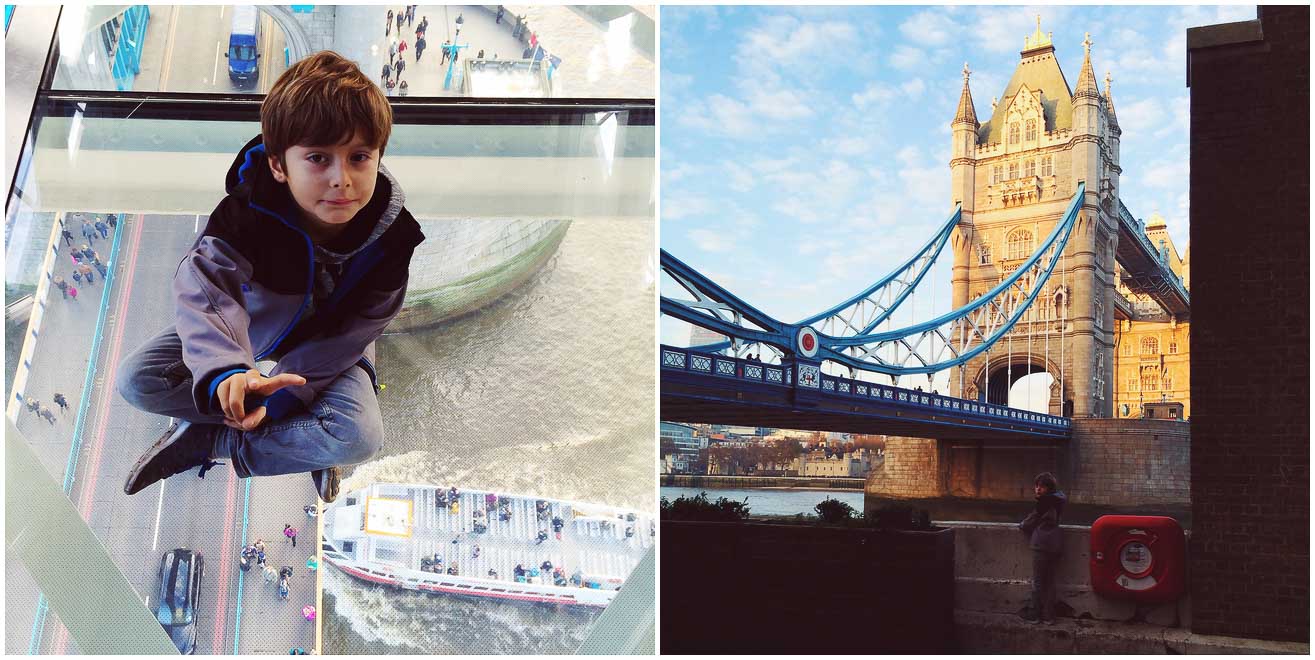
[953,62,979,127]
[1105,71,1121,130]
[1074,32,1101,101]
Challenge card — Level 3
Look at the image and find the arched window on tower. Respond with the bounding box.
[1025,118,1037,141]
[1009,122,1020,145]
[1042,155,1053,176]
[977,243,992,265]
[1141,337,1159,355]
[992,165,1002,184]
[1127,376,1138,392]
[1169,341,1178,354]
[1122,341,1132,356]
[1007,229,1034,260]
[1025,159,1036,178]
[1162,373,1173,391]
[1009,162,1018,180]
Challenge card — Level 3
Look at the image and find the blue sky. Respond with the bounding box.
[660,4,1255,346]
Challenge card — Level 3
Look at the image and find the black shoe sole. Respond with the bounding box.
[315,467,341,504]
[124,422,188,495]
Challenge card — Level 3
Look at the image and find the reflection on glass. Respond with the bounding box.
[5,101,653,654]
[48,5,655,98]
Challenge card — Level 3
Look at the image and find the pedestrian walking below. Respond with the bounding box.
[380,63,391,86]
[419,16,428,34]
[394,58,406,79]
[106,213,118,230]
[26,398,40,415]
[306,556,318,572]
[406,6,414,28]
[284,523,298,547]
[94,218,109,239]
[82,246,96,262]
[61,228,74,246]
[386,9,393,36]
[441,39,451,64]
[78,262,94,285]
[496,6,505,24]
[399,39,407,59]
[53,392,69,412]
[389,41,396,66]
[54,275,68,299]
[396,11,403,33]
[415,36,426,61]
[38,405,56,424]
[71,269,83,287]
[93,257,107,278]
[81,220,97,245]
[68,286,78,301]
[263,564,277,584]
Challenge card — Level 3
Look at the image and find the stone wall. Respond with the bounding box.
[1186,5,1309,644]
[869,419,1189,508]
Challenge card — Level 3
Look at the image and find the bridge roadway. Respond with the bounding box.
[661,345,1071,441]
[8,212,316,655]
[1114,200,1189,319]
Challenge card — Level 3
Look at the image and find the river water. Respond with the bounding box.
[660,486,864,518]
[324,216,654,654]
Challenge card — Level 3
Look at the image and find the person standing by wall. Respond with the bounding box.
[1019,472,1066,625]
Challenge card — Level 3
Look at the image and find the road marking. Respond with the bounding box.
[213,470,239,653]
[152,472,167,553]
[233,478,252,655]
[195,214,200,233]
[159,6,180,91]
[212,5,226,87]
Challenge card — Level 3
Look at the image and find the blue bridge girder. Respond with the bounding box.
[661,184,1086,380]
[1114,200,1190,319]
[660,345,1072,441]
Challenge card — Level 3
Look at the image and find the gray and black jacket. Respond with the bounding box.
[175,135,425,421]
[1019,491,1067,554]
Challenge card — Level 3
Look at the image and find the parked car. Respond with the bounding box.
[155,548,203,654]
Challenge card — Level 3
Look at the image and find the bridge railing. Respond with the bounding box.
[661,344,1071,430]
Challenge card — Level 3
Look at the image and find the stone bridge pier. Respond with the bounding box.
[865,418,1190,511]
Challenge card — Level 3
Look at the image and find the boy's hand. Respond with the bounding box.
[217,369,307,430]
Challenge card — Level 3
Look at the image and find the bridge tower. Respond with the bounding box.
[948,19,1119,418]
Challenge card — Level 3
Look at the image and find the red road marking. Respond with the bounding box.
[212,470,238,652]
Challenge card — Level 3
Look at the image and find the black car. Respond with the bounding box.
[155,549,204,654]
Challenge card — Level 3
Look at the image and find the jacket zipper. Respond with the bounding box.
[246,200,314,360]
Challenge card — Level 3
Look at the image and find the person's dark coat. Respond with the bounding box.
[1019,490,1066,554]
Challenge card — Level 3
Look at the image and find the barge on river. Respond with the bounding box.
[323,483,653,608]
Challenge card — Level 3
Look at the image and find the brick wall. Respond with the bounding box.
[1187,5,1309,643]
[865,436,945,498]
[1064,419,1190,506]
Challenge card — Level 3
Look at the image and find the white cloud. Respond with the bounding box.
[663,161,698,186]
[662,195,715,221]
[901,78,927,99]
[1115,97,1166,141]
[899,9,960,46]
[746,88,816,121]
[890,45,926,71]
[720,159,757,193]
[1139,150,1188,191]
[853,82,897,108]
[689,228,734,253]
[772,197,822,224]
[678,94,758,138]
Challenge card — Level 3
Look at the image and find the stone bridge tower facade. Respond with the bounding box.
[948,20,1120,418]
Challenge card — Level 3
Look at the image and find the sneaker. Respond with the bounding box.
[123,421,222,495]
[313,466,341,503]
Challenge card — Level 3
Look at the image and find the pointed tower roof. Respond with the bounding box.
[953,62,979,128]
[1073,32,1102,102]
[977,16,1074,144]
[1104,71,1121,130]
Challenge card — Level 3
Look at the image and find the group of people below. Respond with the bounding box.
[381,6,431,96]
[23,392,68,425]
[53,213,116,304]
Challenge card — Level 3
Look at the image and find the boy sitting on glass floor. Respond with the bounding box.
[118,51,424,503]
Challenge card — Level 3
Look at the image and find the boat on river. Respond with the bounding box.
[322,483,653,608]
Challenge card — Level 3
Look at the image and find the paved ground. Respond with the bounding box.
[8,212,318,654]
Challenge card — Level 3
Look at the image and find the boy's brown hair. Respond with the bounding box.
[261,51,392,163]
[1034,472,1058,492]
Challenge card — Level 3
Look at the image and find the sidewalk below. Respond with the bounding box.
[955,610,1309,654]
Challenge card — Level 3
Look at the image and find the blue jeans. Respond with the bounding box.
[116,326,383,478]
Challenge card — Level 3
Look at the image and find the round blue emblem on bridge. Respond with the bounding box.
[796,327,819,358]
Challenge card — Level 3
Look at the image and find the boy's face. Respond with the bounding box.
[1035,483,1051,497]
[268,135,381,239]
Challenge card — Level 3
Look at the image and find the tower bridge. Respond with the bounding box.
[661,19,1190,506]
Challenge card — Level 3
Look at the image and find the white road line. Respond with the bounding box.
[212,6,226,87]
[195,214,200,233]
[152,481,166,553]
[152,417,174,553]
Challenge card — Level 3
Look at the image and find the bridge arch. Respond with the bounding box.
[967,353,1069,414]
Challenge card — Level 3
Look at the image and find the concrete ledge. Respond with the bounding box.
[955,610,1309,654]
